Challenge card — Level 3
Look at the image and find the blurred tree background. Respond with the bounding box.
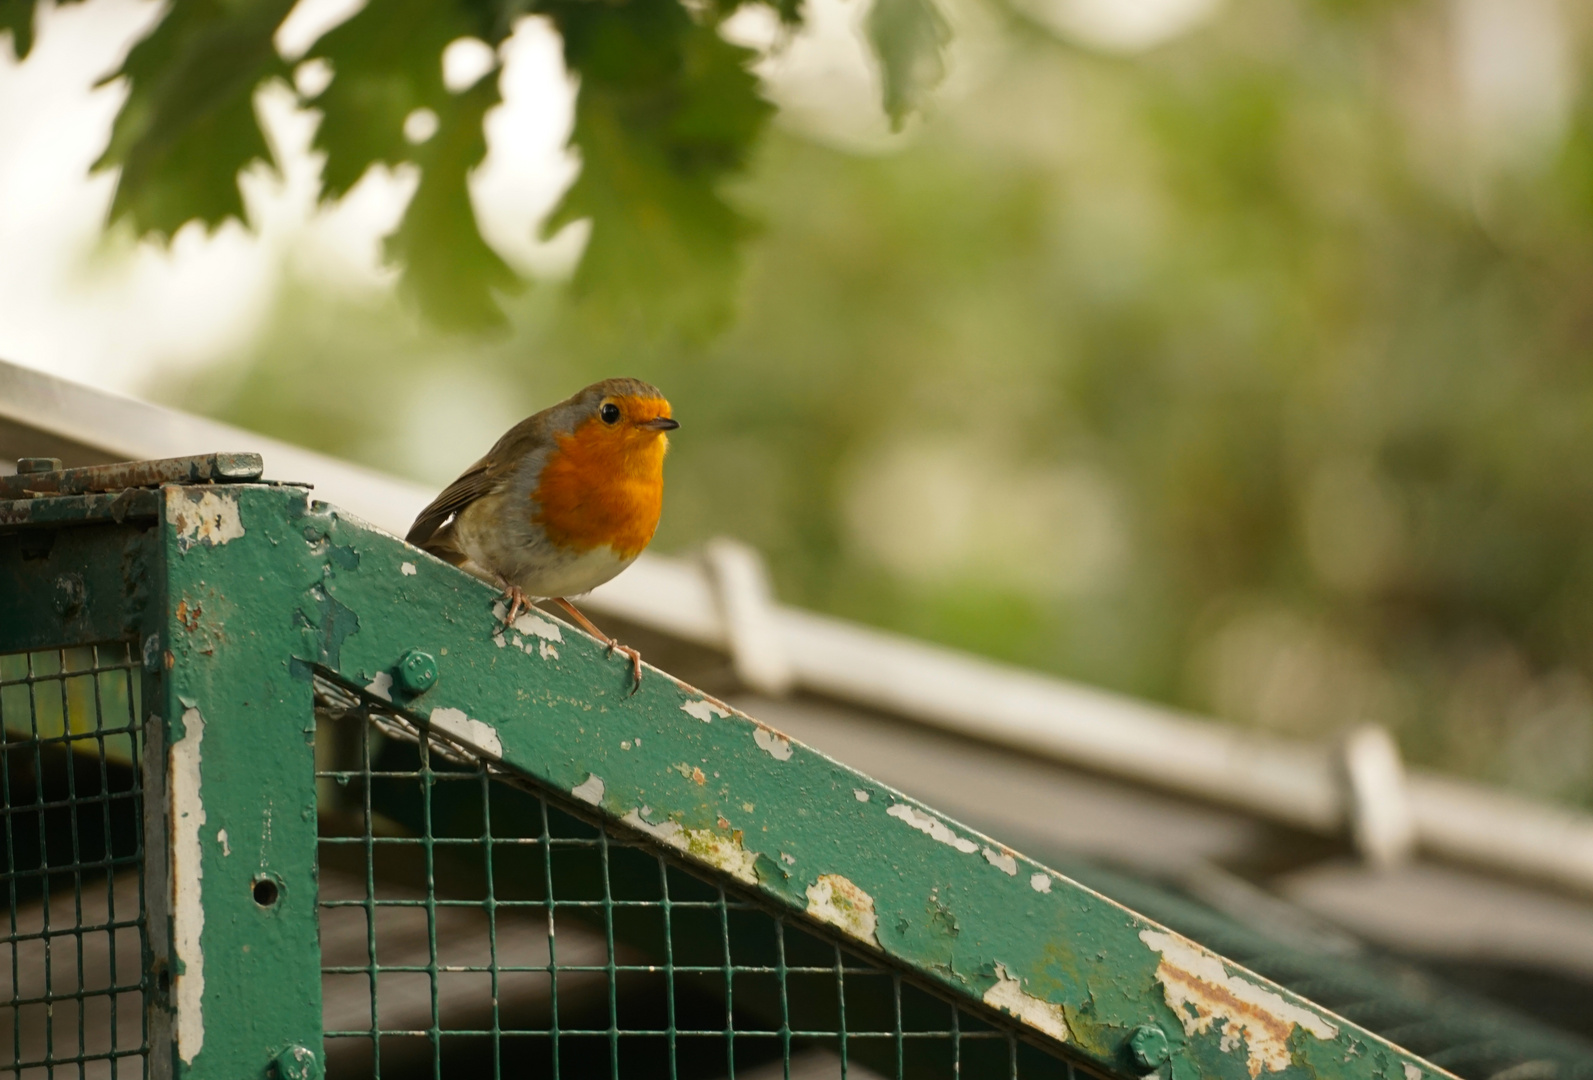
[8,0,1593,805]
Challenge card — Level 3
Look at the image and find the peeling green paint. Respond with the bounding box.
[1,481,1457,1080]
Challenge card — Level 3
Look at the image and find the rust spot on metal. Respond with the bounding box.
[176,599,202,632]
[0,453,264,501]
[1141,930,1336,1076]
[1164,963,1291,1069]
[671,763,710,786]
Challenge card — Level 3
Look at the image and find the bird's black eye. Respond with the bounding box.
[600,402,621,425]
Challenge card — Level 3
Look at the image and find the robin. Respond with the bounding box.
[405,378,678,691]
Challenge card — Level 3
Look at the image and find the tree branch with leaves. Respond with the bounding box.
[1,0,949,333]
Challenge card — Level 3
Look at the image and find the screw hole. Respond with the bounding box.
[252,878,280,907]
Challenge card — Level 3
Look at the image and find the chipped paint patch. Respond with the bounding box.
[622,810,758,884]
[169,488,245,553]
[982,847,1018,876]
[428,707,503,759]
[539,640,559,660]
[1140,929,1337,1076]
[984,963,1070,1043]
[887,804,979,854]
[673,762,708,786]
[170,706,207,1064]
[806,874,879,945]
[681,699,729,724]
[515,612,562,641]
[487,602,565,643]
[572,774,605,805]
[365,671,393,702]
[1030,873,1052,893]
[1403,1066,1421,1080]
[401,561,417,576]
[854,789,870,802]
[753,728,792,761]
[217,829,230,857]
[492,632,507,648]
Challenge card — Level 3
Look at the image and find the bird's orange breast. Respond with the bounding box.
[532,416,668,559]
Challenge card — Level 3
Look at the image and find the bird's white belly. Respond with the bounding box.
[512,544,636,599]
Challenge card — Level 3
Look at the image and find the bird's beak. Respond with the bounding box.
[640,417,680,431]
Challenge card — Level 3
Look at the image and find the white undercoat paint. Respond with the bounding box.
[514,612,563,641]
[1030,873,1052,893]
[681,699,729,724]
[171,707,207,1064]
[752,728,793,761]
[364,671,393,702]
[982,846,1018,876]
[490,601,565,643]
[621,810,759,884]
[1140,929,1336,1075]
[400,561,418,576]
[571,774,605,805]
[805,874,878,944]
[983,963,1070,1043]
[168,489,245,553]
[428,707,503,759]
[886,804,980,854]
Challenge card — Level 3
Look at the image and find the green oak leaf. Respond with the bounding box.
[94,0,296,238]
[544,0,773,336]
[304,0,506,200]
[1,0,36,60]
[383,77,522,330]
[866,0,950,130]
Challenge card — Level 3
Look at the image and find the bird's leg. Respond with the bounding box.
[553,597,643,694]
[499,584,531,628]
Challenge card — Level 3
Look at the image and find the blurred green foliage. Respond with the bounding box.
[151,0,1593,804]
[1,0,944,331]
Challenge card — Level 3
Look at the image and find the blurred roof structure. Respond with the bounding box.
[5,356,1593,1054]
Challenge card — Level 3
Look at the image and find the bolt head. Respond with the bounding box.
[273,1044,322,1080]
[17,457,62,475]
[1129,1024,1170,1069]
[396,649,438,694]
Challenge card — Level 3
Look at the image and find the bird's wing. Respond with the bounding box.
[404,414,546,549]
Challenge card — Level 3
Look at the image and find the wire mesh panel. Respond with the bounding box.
[1,643,149,1080]
[314,692,1084,1080]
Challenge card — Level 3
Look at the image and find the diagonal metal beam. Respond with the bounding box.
[154,480,1454,1080]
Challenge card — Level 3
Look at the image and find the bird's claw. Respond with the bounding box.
[606,640,644,695]
[500,586,530,628]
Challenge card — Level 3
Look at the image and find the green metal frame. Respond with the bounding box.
[0,464,1455,1080]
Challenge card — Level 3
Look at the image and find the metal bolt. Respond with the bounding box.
[396,649,438,694]
[1129,1024,1170,1069]
[273,1044,323,1080]
[17,457,62,474]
